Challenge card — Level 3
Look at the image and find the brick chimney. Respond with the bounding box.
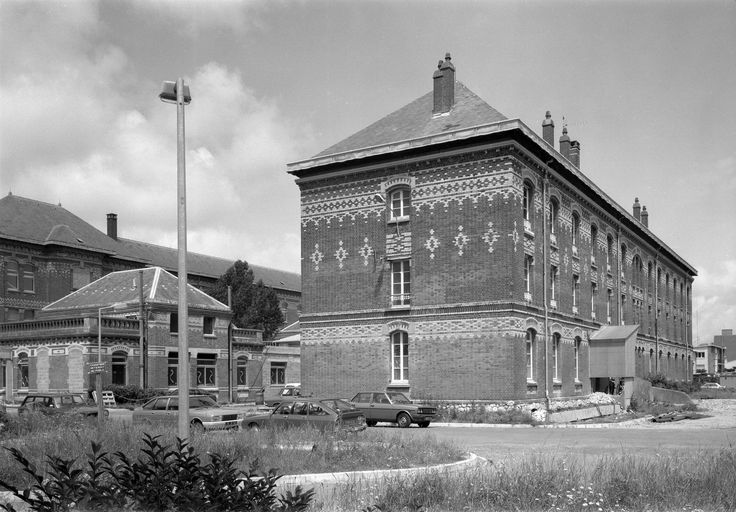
[569,140,581,168]
[559,125,571,159]
[107,213,118,240]
[640,206,649,227]
[632,198,641,221]
[542,111,555,146]
[433,53,455,114]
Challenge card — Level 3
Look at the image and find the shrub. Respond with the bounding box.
[0,434,313,512]
[647,374,699,393]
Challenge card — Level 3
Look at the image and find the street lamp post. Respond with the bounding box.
[160,78,192,440]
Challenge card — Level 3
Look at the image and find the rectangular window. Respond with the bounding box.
[553,335,560,381]
[591,282,598,319]
[574,340,580,381]
[391,260,411,306]
[196,354,216,386]
[6,261,18,291]
[21,266,35,293]
[524,255,533,295]
[167,352,178,386]
[392,331,409,382]
[607,289,612,324]
[550,265,558,307]
[236,358,247,386]
[270,362,286,385]
[203,317,215,336]
[572,274,580,308]
[389,189,410,220]
[170,313,178,334]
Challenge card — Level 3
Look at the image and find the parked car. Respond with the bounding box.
[18,393,108,417]
[701,383,723,389]
[265,383,302,408]
[244,398,366,432]
[350,392,437,428]
[132,395,245,432]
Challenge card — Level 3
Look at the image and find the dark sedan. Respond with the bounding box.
[18,393,108,418]
[245,398,366,432]
[350,392,436,428]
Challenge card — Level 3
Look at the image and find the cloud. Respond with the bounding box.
[693,259,736,342]
[0,2,312,273]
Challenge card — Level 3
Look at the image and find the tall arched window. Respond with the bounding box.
[236,356,248,386]
[522,180,534,225]
[391,331,409,383]
[620,244,627,281]
[548,197,559,240]
[112,351,127,385]
[389,188,411,221]
[571,212,580,250]
[574,337,581,381]
[606,235,614,272]
[552,333,561,381]
[18,352,29,388]
[590,224,598,267]
[526,329,536,381]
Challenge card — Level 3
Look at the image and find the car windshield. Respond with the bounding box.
[387,392,411,404]
[189,396,218,408]
[321,399,354,411]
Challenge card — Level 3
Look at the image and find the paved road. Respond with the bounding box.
[389,399,736,461]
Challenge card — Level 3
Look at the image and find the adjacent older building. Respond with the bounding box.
[288,54,697,403]
[0,193,301,325]
[0,267,275,402]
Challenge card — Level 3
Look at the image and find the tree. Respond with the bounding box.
[210,260,284,340]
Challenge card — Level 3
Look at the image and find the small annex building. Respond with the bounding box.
[0,267,277,403]
[287,54,697,404]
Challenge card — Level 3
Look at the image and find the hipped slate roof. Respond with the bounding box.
[0,193,300,292]
[42,267,230,314]
[315,82,507,158]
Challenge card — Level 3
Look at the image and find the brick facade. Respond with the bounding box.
[289,55,696,401]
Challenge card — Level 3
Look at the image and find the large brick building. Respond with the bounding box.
[0,193,301,325]
[288,54,696,402]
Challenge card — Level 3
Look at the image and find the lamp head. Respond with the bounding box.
[159,81,191,104]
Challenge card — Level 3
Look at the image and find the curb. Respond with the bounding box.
[276,452,487,495]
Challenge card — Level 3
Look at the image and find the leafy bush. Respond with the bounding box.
[647,374,699,393]
[436,402,536,424]
[0,434,313,512]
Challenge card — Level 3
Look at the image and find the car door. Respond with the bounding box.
[352,393,375,421]
[147,397,172,425]
[289,401,310,429]
[305,401,333,430]
[370,392,394,422]
[271,402,293,428]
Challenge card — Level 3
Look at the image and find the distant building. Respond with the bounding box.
[714,329,736,362]
[0,267,290,403]
[0,193,301,325]
[693,343,726,375]
[288,54,696,403]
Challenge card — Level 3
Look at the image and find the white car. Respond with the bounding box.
[132,395,244,432]
[701,383,723,389]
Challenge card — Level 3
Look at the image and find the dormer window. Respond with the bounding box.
[389,188,411,222]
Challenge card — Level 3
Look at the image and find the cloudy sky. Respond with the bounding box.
[1,0,734,341]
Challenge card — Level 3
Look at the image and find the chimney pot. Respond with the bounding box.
[632,197,641,221]
[569,140,581,168]
[107,213,118,240]
[559,125,571,159]
[542,111,555,146]
[641,206,649,227]
[433,53,455,114]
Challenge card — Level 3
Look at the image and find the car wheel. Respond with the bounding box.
[247,422,260,431]
[396,412,411,428]
[190,420,205,434]
[365,420,377,427]
[418,421,430,428]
